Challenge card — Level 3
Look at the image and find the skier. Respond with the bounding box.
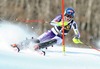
[33,7,83,50]
[11,7,83,55]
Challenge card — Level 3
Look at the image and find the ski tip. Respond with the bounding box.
[11,44,20,52]
[11,44,17,48]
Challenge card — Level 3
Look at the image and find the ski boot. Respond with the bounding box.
[11,44,20,52]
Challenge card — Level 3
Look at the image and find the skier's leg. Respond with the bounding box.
[37,30,55,43]
[11,39,35,52]
[38,39,57,49]
[52,36,62,45]
[34,39,57,50]
[34,36,62,50]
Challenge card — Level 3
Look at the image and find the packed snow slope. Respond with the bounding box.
[0,21,100,69]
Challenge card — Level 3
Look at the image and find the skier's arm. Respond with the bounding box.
[50,14,68,26]
[72,23,80,38]
[72,22,83,44]
[50,21,68,26]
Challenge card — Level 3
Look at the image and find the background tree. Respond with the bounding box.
[0,0,100,47]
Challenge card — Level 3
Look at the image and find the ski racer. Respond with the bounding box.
[11,7,83,55]
[33,7,83,50]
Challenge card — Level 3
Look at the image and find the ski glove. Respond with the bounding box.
[72,37,83,44]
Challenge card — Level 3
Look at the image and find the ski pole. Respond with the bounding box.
[81,42,100,52]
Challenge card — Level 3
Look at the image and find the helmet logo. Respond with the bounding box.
[68,10,73,13]
[64,24,71,30]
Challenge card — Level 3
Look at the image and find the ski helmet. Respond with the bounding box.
[64,7,75,18]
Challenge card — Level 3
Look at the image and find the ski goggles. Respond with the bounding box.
[65,14,73,18]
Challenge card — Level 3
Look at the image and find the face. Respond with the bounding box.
[64,14,73,22]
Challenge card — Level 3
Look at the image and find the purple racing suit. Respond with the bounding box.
[37,14,80,45]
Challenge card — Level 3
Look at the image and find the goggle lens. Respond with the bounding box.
[65,14,73,18]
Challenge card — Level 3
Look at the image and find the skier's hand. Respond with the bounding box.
[72,37,83,44]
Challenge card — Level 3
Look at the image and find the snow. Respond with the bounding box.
[0,21,100,69]
[0,46,100,69]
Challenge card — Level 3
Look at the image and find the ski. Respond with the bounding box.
[33,45,46,56]
[10,38,57,56]
[11,44,20,52]
[11,43,46,56]
[35,50,46,56]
